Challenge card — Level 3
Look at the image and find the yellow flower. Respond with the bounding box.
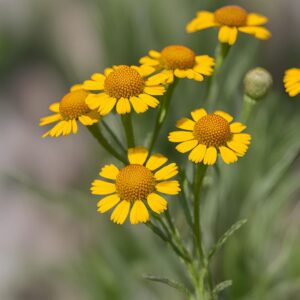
[91,147,181,225]
[284,68,300,97]
[83,65,166,115]
[39,85,100,138]
[186,5,271,45]
[139,45,214,83]
[168,108,251,165]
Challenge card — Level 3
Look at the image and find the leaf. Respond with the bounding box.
[208,219,248,259]
[143,274,190,296]
[213,280,232,296]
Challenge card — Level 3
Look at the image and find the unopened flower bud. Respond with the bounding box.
[244,67,273,100]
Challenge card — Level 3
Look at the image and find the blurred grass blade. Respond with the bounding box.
[209,219,248,259]
[143,274,190,296]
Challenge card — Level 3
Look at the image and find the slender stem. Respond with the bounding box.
[87,124,127,164]
[148,78,179,153]
[206,43,231,110]
[240,94,257,123]
[121,114,135,148]
[101,119,127,154]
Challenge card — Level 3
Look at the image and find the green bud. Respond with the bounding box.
[243,67,273,100]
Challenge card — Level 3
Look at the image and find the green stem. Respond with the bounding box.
[121,114,135,148]
[148,78,179,153]
[101,119,127,154]
[87,124,127,164]
[240,94,257,123]
[206,43,231,110]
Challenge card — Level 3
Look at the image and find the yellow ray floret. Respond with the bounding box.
[91,147,181,225]
[139,45,214,84]
[39,85,100,138]
[83,65,166,115]
[186,5,271,45]
[284,68,300,97]
[168,108,251,165]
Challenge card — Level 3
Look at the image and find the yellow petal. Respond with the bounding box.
[116,98,131,114]
[86,93,109,110]
[230,122,246,133]
[99,164,119,180]
[238,26,271,40]
[147,193,167,214]
[188,144,206,163]
[168,131,195,142]
[214,111,233,122]
[91,73,105,83]
[176,118,196,130]
[219,146,238,164]
[70,84,83,92]
[176,140,198,153]
[149,50,161,58]
[97,194,120,213]
[246,13,268,26]
[218,26,238,45]
[186,11,216,33]
[129,96,148,113]
[144,86,165,96]
[49,102,60,113]
[156,181,180,195]
[110,200,130,224]
[91,180,116,195]
[174,69,188,78]
[132,65,155,77]
[99,97,117,115]
[154,163,178,181]
[203,146,218,165]
[146,154,168,171]
[138,94,159,108]
[191,108,207,121]
[232,133,251,145]
[39,114,62,126]
[79,111,100,126]
[83,80,104,91]
[128,147,149,165]
[71,119,78,134]
[227,140,248,156]
[129,200,149,224]
[139,56,160,67]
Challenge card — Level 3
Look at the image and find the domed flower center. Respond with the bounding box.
[104,65,145,99]
[59,90,90,120]
[116,164,156,201]
[193,114,231,147]
[160,45,196,70]
[214,5,248,27]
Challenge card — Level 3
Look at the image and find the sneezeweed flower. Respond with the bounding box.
[284,68,300,97]
[186,5,271,45]
[169,108,251,165]
[91,147,181,224]
[39,85,100,138]
[83,65,166,115]
[139,45,214,83]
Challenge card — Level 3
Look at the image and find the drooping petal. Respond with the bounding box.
[110,200,130,224]
[129,96,148,113]
[99,97,117,115]
[129,200,149,224]
[147,193,167,214]
[86,93,110,110]
[154,163,178,181]
[203,146,218,165]
[39,114,62,126]
[168,131,195,142]
[97,194,120,213]
[218,26,238,45]
[138,94,159,108]
[238,26,271,40]
[227,140,248,156]
[128,147,149,165]
[144,86,165,96]
[188,144,206,163]
[116,98,131,114]
[230,122,246,133]
[49,102,60,112]
[219,146,238,164]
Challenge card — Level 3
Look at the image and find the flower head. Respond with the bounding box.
[83,65,166,115]
[169,108,251,165]
[91,147,180,224]
[186,5,271,45]
[140,45,214,83]
[284,68,300,97]
[39,85,100,138]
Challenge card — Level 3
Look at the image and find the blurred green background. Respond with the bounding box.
[0,0,299,299]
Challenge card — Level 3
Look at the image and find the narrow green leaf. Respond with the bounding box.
[209,219,248,259]
[143,274,190,296]
[213,280,232,295]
